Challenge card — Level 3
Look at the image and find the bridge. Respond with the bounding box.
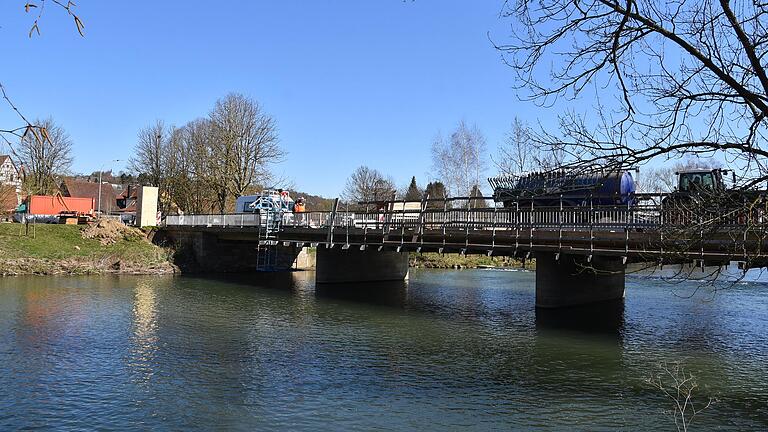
[159,195,768,308]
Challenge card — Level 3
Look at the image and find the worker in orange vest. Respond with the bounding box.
[294,197,306,226]
[294,197,306,213]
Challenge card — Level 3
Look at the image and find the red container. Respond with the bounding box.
[27,195,94,215]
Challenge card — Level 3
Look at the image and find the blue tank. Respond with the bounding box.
[489,170,637,207]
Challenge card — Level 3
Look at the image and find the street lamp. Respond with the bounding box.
[97,159,121,217]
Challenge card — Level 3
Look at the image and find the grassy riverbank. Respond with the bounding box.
[0,222,175,276]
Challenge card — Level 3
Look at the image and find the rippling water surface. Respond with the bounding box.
[0,269,766,430]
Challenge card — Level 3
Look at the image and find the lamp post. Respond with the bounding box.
[97,159,121,217]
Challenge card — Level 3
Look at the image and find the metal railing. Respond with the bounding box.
[162,193,768,233]
[164,213,263,228]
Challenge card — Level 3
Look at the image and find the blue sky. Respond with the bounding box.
[0,1,554,197]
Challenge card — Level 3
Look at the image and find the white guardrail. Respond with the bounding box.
[161,207,671,231]
[162,197,765,231]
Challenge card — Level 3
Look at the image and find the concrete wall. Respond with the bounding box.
[136,186,159,227]
[534,253,625,308]
[162,230,300,273]
[315,246,409,283]
[294,247,315,270]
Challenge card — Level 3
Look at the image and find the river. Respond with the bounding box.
[0,269,766,431]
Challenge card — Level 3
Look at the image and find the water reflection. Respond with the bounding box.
[196,271,301,292]
[0,272,766,430]
[535,299,625,335]
[129,279,158,386]
[315,280,409,307]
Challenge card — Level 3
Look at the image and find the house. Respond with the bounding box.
[60,178,119,214]
[115,184,139,212]
[0,155,21,212]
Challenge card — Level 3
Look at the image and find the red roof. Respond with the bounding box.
[61,179,118,213]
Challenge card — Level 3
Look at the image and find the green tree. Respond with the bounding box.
[468,184,486,208]
[404,176,422,201]
[424,181,447,209]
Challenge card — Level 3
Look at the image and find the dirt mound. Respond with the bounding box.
[82,218,145,245]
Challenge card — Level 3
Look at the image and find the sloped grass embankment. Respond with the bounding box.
[0,222,175,275]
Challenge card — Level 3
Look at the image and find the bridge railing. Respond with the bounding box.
[162,193,768,232]
[164,213,264,228]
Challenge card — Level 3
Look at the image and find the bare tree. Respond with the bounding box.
[25,1,85,38]
[647,362,715,432]
[130,94,285,215]
[209,93,284,212]
[129,120,174,212]
[175,119,219,214]
[342,165,396,206]
[16,117,73,195]
[130,120,168,188]
[0,2,84,162]
[495,117,565,175]
[498,1,768,187]
[496,117,532,175]
[431,120,488,197]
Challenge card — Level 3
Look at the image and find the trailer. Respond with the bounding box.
[14,195,94,223]
[489,169,637,208]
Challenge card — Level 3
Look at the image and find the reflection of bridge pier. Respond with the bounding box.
[535,253,625,308]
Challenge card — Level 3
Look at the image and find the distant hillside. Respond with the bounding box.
[288,190,336,211]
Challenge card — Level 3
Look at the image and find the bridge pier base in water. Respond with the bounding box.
[315,246,409,284]
[535,253,625,308]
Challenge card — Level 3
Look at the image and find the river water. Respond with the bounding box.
[0,269,766,431]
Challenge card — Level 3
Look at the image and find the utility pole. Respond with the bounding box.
[97,159,122,217]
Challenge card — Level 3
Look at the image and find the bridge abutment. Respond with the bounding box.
[315,246,409,284]
[535,253,625,308]
[161,230,301,272]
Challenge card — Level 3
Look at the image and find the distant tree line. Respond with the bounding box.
[342,119,490,209]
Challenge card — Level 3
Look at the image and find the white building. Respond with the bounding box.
[0,155,20,187]
[0,155,21,210]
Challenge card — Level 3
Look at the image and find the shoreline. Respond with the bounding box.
[0,257,177,276]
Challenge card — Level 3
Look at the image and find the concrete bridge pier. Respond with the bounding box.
[315,246,409,284]
[534,253,626,308]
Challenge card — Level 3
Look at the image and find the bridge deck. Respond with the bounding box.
[163,223,768,265]
[162,199,768,266]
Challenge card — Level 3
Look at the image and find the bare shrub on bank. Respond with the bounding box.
[646,361,715,432]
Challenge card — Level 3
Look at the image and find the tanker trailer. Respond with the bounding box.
[489,169,637,208]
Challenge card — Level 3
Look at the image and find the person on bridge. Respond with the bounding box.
[294,197,306,225]
[294,197,306,213]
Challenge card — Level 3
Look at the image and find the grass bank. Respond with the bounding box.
[0,222,175,276]
[410,252,533,270]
